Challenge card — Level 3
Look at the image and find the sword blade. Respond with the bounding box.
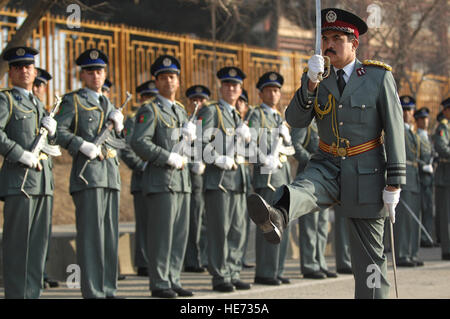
[389,221,399,298]
[315,0,322,54]
[399,199,434,244]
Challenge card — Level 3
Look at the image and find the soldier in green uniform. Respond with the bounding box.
[434,98,450,260]
[55,49,125,299]
[197,66,252,292]
[183,84,210,273]
[291,120,337,279]
[120,80,158,277]
[248,72,292,285]
[130,55,194,298]
[0,47,58,298]
[394,96,423,267]
[414,107,436,247]
[247,8,406,299]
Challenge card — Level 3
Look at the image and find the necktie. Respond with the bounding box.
[29,93,37,106]
[99,95,107,111]
[336,69,346,95]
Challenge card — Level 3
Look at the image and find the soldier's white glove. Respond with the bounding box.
[108,110,124,134]
[19,150,39,169]
[191,161,206,175]
[279,124,291,144]
[422,164,433,174]
[42,116,57,137]
[167,152,186,169]
[182,121,197,142]
[236,123,251,143]
[382,188,401,224]
[214,155,235,170]
[307,54,325,83]
[79,141,101,160]
[262,154,282,173]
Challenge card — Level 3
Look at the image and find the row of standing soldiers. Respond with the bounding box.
[0,41,449,299]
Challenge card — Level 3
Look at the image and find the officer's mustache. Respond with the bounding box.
[324,48,337,55]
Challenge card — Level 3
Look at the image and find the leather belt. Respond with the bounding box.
[319,136,383,157]
[439,158,450,163]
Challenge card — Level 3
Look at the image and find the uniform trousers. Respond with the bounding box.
[144,192,190,291]
[3,195,52,299]
[73,188,119,299]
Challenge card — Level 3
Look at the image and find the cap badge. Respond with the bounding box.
[325,10,337,23]
[90,50,99,60]
[404,96,410,103]
[149,82,156,89]
[229,69,237,77]
[16,48,25,56]
[195,87,203,93]
[163,58,172,67]
[269,73,277,81]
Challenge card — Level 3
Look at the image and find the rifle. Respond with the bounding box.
[167,101,200,192]
[21,95,63,199]
[78,91,132,185]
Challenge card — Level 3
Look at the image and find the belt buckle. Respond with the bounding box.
[337,147,347,157]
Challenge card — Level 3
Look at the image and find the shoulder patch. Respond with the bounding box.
[363,60,392,71]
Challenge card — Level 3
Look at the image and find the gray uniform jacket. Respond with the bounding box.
[434,121,450,187]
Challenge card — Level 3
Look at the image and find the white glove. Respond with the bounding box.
[279,124,291,144]
[191,162,206,175]
[382,188,401,224]
[19,150,39,169]
[422,164,433,174]
[307,54,325,83]
[236,123,251,143]
[167,152,186,170]
[182,121,197,142]
[79,141,101,160]
[42,116,57,137]
[214,155,235,170]
[262,154,282,172]
[108,109,124,134]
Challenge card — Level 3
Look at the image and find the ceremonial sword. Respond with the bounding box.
[399,198,434,244]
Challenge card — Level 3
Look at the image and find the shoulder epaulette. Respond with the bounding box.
[363,60,392,71]
[0,87,12,93]
[175,100,185,110]
[441,119,448,125]
[303,67,309,73]
[204,100,219,107]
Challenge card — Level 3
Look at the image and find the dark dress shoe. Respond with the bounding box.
[184,266,206,273]
[243,263,255,269]
[254,277,281,285]
[213,283,235,293]
[442,253,450,260]
[303,271,326,279]
[337,268,353,274]
[44,277,60,288]
[137,267,148,276]
[152,289,177,298]
[247,194,287,244]
[232,280,252,290]
[277,276,290,284]
[172,286,194,297]
[397,259,415,267]
[411,258,424,267]
[118,274,126,280]
[106,295,126,299]
[420,241,434,248]
[321,269,338,278]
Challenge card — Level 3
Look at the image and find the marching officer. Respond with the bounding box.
[414,107,435,247]
[291,119,337,279]
[120,80,158,277]
[247,8,406,298]
[197,66,252,292]
[55,49,125,299]
[130,55,194,298]
[434,98,450,261]
[0,46,58,298]
[248,71,292,285]
[394,96,423,267]
[183,84,210,273]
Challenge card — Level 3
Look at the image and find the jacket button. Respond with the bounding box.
[339,122,343,126]
[362,104,366,109]
[338,104,343,109]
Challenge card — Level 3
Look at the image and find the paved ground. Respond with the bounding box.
[1,246,448,300]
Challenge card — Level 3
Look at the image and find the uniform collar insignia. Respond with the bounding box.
[356,67,366,76]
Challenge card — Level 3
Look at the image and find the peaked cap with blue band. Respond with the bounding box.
[34,67,52,85]
[186,85,211,99]
[400,95,416,110]
[137,80,158,96]
[76,49,108,69]
[256,71,284,91]
[414,107,430,119]
[102,78,112,92]
[441,97,450,110]
[3,46,38,66]
[217,66,246,84]
[150,55,181,77]
[239,88,248,103]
